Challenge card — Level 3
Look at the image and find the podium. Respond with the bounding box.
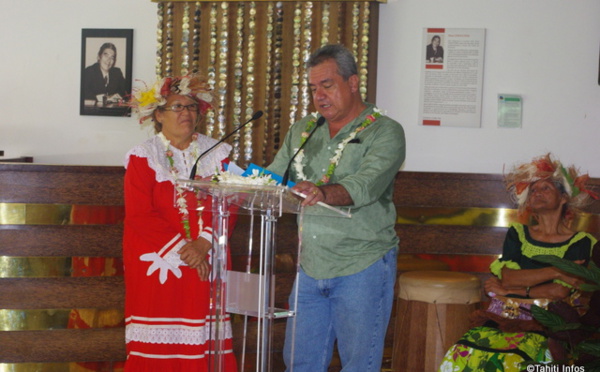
[177,179,350,372]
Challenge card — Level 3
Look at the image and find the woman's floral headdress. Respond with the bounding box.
[130,74,214,124]
[505,153,598,216]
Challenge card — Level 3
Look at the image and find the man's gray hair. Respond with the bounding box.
[306,44,358,80]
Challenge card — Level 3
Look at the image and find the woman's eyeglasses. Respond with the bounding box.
[161,103,199,113]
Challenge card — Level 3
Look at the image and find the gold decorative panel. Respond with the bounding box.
[0,257,123,278]
[152,1,380,167]
[0,363,80,372]
[396,206,600,233]
[0,308,123,331]
[0,203,124,225]
[396,207,516,227]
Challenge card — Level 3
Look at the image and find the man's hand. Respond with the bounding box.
[293,181,324,206]
[292,181,353,207]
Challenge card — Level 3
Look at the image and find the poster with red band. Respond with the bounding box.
[419,28,486,128]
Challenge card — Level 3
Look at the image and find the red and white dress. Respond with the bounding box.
[123,133,237,371]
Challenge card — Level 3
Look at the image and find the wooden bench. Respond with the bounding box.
[0,155,34,163]
[1,164,598,371]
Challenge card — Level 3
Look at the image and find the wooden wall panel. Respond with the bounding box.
[0,225,124,257]
[0,164,126,369]
[396,224,508,256]
[0,329,126,363]
[0,164,124,205]
[0,277,124,310]
[1,164,599,371]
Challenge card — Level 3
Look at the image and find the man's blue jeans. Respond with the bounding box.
[283,247,398,372]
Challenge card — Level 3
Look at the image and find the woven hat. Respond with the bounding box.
[505,153,598,216]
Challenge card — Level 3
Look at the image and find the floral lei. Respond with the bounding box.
[159,132,203,240]
[293,108,382,185]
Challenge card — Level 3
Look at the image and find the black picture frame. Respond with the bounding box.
[80,28,133,117]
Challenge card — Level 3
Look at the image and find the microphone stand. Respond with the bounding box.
[189,110,264,180]
[281,116,326,186]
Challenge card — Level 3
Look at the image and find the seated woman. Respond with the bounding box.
[439,153,597,371]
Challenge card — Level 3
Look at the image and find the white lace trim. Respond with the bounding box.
[126,321,234,345]
[124,134,232,183]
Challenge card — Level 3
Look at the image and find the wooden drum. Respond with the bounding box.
[391,271,481,372]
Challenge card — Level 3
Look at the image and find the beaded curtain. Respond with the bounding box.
[155,1,379,167]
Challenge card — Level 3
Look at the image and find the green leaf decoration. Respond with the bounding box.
[533,255,600,285]
[560,166,580,197]
[583,359,600,372]
[589,261,600,277]
[548,322,584,332]
[531,305,565,328]
[581,283,600,292]
[578,340,600,357]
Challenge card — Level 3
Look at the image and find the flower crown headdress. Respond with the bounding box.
[505,153,598,216]
[130,74,214,125]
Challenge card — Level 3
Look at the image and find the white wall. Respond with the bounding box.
[377,0,600,176]
[1,0,599,176]
[0,0,156,166]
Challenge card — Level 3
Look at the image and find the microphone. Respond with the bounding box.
[281,116,326,186]
[189,110,264,179]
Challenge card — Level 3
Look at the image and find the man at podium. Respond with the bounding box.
[267,44,406,372]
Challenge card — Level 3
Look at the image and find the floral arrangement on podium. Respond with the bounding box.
[213,167,277,186]
[213,163,290,187]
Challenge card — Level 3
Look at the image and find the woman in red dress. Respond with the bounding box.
[123,74,237,371]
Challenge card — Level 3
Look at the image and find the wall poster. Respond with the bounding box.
[418,28,486,127]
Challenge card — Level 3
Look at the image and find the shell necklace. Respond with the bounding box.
[293,108,382,185]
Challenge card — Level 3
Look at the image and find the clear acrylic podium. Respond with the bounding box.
[177,179,350,372]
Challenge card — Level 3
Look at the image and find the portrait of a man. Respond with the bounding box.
[80,29,133,117]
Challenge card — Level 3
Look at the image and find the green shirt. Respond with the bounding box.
[267,104,406,279]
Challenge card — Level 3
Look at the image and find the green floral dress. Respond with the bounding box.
[439,327,549,371]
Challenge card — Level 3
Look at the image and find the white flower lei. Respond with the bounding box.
[293,107,383,185]
[158,132,203,240]
[293,150,307,182]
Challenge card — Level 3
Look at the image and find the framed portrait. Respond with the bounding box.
[80,28,133,117]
